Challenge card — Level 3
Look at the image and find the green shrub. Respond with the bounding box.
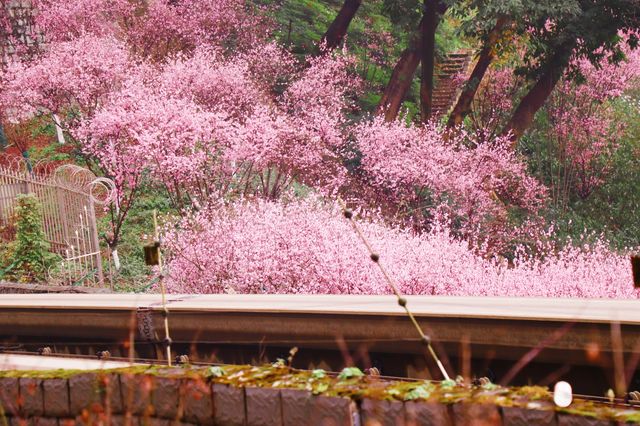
[1,194,59,282]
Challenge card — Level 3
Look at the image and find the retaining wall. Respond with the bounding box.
[0,367,633,425]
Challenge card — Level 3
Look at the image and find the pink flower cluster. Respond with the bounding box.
[547,44,640,198]
[1,34,130,119]
[1,7,358,203]
[354,118,547,250]
[163,198,638,298]
[32,0,268,55]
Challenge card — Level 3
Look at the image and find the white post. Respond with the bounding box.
[52,114,66,145]
[111,248,121,271]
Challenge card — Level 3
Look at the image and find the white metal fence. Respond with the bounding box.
[0,158,115,286]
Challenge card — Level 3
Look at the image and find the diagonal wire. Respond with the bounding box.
[337,198,451,381]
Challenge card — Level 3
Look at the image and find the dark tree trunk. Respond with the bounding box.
[0,124,7,150]
[446,17,508,128]
[501,41,576,144]
[321,0,362,50]
[377,20,423,122]
[420,0,438,122]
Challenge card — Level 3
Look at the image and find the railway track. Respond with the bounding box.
[1,294,639,395]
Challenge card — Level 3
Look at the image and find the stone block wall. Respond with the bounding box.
[1,0,43,64]
[0,369,632,425]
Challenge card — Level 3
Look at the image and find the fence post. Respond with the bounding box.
[55,187,70,246]
[87,197,104,286]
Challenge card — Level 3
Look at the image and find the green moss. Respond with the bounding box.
[622,411,640,423]
[0,364,164,379]
[513,385,552,400]
[2,363,639,423]
[0,368,88,379]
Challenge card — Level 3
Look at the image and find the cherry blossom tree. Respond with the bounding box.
[352,117,547,252]
[1,0,276,265]
[542,47,640,202]
[1,3,359,260]
[32,0,269,58]
[1,34,131,121]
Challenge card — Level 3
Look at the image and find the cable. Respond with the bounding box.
[338,198,451,381]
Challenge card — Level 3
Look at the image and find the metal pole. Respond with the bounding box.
[88,197,104,286]
[154,210,172,366]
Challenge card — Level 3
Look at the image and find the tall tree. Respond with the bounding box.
[377,20,423,121]
[502,0,640,142]
[501,39,576,142]
[377,0,446,122]
[444,0,581,132]
[419,0,438,122]
[321,0,362,50]
[446,16,509,128]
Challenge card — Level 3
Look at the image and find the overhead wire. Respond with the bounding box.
[337,198,451,381]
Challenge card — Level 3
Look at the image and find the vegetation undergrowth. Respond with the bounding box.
[0,194,59,282]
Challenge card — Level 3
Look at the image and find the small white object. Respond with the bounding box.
[554,381,573,407]
[52,114,66,145]
[112,248,121,270]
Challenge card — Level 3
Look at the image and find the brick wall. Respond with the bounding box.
[0,368,628,425]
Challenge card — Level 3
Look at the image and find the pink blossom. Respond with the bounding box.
[546,45,640,198]
[163,198,637,298]
[1,34,131,120]
[32,0,134,41]
[353,117,547,251]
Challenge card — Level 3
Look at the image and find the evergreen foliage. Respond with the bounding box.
[1,194,59,282]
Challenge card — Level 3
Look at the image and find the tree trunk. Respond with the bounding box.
[377,20,423,122]
[446,17,508,128]
[0,124,7,150]
[321,0,362,50]
[501,42,575,144]
[420,0,438,122]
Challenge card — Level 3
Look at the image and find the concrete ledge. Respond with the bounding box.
[0,282,111,294]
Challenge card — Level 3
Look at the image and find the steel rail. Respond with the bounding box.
[1,294,639,360]
[0,294,639,322]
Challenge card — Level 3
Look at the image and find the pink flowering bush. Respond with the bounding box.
[545,46,640,199]
[470,43,640,204]
[353,117,547,252]
[1,0,637,295]
[164,198,637,298]
[0,0,358,249]
[126,0,270,60]
[33,0,269,58]
[1,34,131,120]
[468,67,523,143]
[31,0,134,42]
[78,77,224,204]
